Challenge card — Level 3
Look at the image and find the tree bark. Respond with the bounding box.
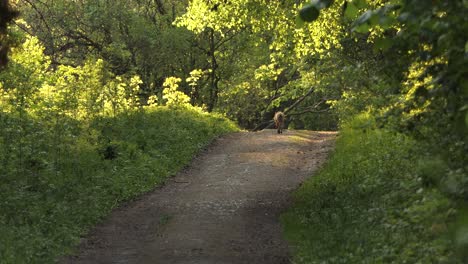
[207,28,218,112]
[0,0,18,68]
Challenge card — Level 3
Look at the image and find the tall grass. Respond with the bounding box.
[282,114,458,263]
[0,106,238,263]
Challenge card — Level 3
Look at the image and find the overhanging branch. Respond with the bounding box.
[283,87,315,114]
[252,87,316,131]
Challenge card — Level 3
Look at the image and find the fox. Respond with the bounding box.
[274,111,285,134]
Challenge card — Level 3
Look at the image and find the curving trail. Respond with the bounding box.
[63,130,337,264]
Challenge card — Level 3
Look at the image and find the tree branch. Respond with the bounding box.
[214,28,243,49]
[283,87,315,114]
[252,87,319,131]
[62,30,103,52]
[12,21,34,36]
[287,108,330,116]
[155,0,167,15]
[251,120,275,131]
[23,0,52,37]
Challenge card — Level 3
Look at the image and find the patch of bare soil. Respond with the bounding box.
[63,130,337,264]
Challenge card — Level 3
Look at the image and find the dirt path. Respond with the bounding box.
[63,130,337,264]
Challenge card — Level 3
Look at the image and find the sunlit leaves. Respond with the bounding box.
[162,77,191,107]
[1,36,145,120]
[254,64,283,82]
[175,0,247,34]
[15,0,197,100]
[351,4,400,33]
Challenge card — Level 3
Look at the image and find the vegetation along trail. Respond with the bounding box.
[63,130,336,264]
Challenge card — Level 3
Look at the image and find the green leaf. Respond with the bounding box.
[354,23,370,33]
[379,15,396,29]
[354,10,373,26]
[299,4,320,22]
[352,0,367,9]
[369,13,380,26]
[352,10,373,33]
[344,2,359,19]
[295,15,305,28]
[373,38,393,51]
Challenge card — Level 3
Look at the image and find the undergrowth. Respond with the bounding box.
[282,114,459,263]
[0,106,238,263]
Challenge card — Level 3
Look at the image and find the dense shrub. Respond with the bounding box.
[0,106,237,263]
[282,115,459,263]
[0,30,238,264]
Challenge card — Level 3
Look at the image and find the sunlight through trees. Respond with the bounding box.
[1,0,467,262]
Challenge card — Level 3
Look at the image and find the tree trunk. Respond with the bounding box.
[0,0,18,68]
[207,28,218,112]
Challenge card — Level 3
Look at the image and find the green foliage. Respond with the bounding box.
[282,115,458,263]
[284,1,467,262]
[3,0,466,262]
[15,0,204,101]
[0,33,238,263]
[298,0,334,22]
[162,76,191,107]
[0,107,237,263]
[1,36,143,119]
[175,0,343,127]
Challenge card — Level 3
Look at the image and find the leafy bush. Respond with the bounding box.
[0,79,237,264]
[0,107,237,263]
[282,114,459,263]
[0,31,238,263]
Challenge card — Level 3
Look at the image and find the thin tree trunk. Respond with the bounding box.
[207,28,218,112]
[0,0,18,68]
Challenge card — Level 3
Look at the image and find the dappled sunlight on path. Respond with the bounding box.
[63,130,337,264]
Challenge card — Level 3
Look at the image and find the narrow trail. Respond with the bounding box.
[63,130,337,264]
